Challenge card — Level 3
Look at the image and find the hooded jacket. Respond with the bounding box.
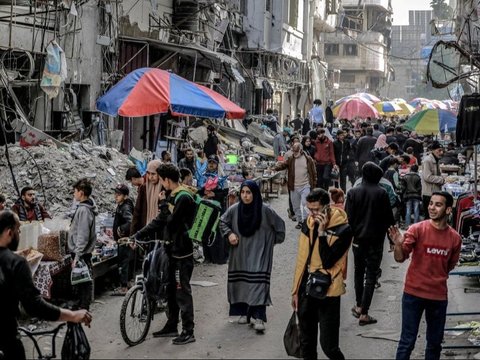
[346,162,395,241]
[292,207,352,297]
[113,198,134,241]
[68,198,98,260]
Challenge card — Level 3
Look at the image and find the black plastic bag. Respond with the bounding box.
[283,311,303,358]
[61,322,91,360]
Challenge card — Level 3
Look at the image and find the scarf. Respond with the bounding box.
[374,134,388,149]
[237,180,262,237]
[146,159,162,223]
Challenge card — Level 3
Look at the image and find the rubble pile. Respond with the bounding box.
[0,140,137,217]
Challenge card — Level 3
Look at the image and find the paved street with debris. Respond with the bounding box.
[42,194,476,359]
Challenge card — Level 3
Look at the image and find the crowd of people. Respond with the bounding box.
[0,102,467,359]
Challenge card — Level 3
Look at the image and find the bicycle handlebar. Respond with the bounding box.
[18,322,66,359]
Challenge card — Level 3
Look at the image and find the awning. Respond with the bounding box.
[119,36,245,83]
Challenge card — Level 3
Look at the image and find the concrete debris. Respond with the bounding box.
[0,140,137,217]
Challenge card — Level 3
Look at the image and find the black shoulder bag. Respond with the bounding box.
[305,225,331,300]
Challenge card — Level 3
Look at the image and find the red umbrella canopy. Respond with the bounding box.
[336,97,380,120]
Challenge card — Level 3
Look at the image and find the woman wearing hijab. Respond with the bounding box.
[371,134,389,164]
[219,180,285,333]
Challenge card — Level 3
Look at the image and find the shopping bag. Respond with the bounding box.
[61,322,91,360]
[70,260,92,285]
[283,311,303,358]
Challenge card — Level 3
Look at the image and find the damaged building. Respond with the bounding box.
[0,0,348,153]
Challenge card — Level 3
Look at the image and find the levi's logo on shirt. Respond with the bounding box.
[425,246,449,257]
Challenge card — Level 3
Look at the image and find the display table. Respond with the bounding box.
[261,172,282,199]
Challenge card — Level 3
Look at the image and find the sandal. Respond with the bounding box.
[351,307,361,319]
[359,315,377,326]
[110,287,128,296]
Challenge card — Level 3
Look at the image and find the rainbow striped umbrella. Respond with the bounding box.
[403,109,457,135]
[396,102,415,115]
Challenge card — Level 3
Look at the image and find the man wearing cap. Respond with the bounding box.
[273,128,290,158]
[421,142,445,220]
[112,184,134,295]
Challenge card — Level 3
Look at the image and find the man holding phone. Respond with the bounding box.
[291,188,352,360]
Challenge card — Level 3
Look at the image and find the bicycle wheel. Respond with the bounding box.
[119,284,152,346]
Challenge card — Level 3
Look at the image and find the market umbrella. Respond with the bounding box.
[430,99,448,110]
[391,98,407,104]
[333,96,372,117]
[336,97,380,120]
[96,67,246,119]
[396,102,416,115]
[409,97,432,108]
[335,93,379,106]
[374,101,402,114]
[403,109,457,135]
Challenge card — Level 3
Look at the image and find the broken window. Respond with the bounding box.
[343,44,358,56]
[325,44,339,56]
[342,10,363,32]
[326,0,337,15]
[289,0,298,29]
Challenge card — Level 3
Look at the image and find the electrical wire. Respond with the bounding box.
[21,146,49,207]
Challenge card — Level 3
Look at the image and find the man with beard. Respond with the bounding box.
[12,186,51,222]
[389,192,461,360]
[0,210,92,359]
[272,143,317,229]
[131,159,163,239]
[178,148,197,175]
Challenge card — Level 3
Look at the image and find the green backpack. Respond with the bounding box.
[174,190,222,245]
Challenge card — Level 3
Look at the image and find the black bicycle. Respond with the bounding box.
[18,322,66,360]
[118,238,168,346]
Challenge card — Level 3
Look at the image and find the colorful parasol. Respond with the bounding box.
[96,67,246,119]
[403,109,457,135]
[336,97,380,120]
[374,101,402,114]
[396,102,416,115]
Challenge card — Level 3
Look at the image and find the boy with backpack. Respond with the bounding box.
[132,164,197,345]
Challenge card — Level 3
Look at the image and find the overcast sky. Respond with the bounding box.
[392,0,432,25]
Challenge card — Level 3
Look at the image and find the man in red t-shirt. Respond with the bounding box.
[388,191,461,360]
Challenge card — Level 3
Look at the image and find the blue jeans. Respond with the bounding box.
[396,293,448,360]
[405,199,421,227]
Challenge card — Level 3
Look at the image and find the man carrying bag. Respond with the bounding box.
[291,188,353,360]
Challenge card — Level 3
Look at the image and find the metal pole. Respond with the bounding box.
[192,52,197,82]
[475,146,478,199]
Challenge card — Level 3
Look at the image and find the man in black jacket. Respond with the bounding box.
[403,132,424,165]
[355,128,377,172]
[0,210,92,359]
[333,130,352,192]
[345,162,395,326]
[133,164,196,345]
[112,184,134,295]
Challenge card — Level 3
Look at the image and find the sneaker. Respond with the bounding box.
[253,319,265,332]
[172,330,196,345]
[238,315,248,324]
[152,325,179,338]
[287,208,294,220]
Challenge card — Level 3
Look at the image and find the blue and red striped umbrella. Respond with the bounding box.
[96,68,245,119]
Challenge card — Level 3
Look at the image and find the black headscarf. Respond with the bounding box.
[237,180,263,237]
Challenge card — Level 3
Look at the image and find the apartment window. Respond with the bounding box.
[266,0,272,12]
[343,44,358,56]
[340,73,356,83]
[326,0,337,15]
[325,44,339,56]
[289,0,298,29]
[342,10,363,32]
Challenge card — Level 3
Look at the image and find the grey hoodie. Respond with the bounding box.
[68,198,98,260]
